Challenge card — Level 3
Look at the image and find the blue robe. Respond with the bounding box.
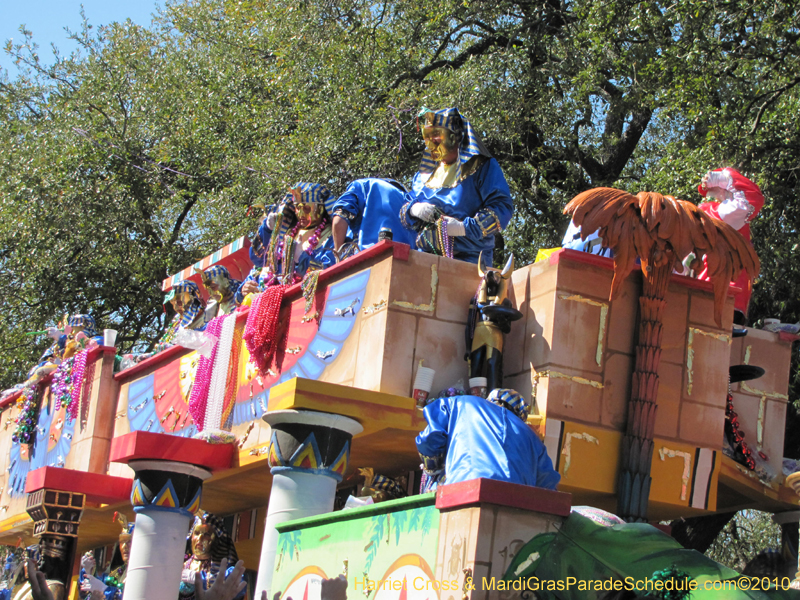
[334,158,513,264]
[416,395,560,489]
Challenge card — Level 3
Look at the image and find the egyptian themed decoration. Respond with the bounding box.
[200,265,242,319]
[22,489,86,600]
[696,168,764,321]
[266,417,352,482]
[129,467,203,518]
[80,513,133,600]
[239,182,338,303]
[179,512,243,600]
[465,254,521,393]
[416,389,559,490]
[12,545,67,600]
[332,107,513,264]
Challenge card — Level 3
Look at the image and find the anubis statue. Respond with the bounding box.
[465,253,522,393]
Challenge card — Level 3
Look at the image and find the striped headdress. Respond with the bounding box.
[417,107,492,178]
[201,265,242,298]
[68,314,97,338]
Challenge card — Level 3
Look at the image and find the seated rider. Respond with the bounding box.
[332,107,513,264]
[237,183,338,302]
[200,266,241,319]
[416,389,560,490]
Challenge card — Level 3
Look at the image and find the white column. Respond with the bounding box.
[124,460,211,600]
[254,410,362,599]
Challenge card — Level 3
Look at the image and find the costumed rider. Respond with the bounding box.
[79,513,133,600]
[332,107,513,264]
[180,512,244,600]
[200,266,241,319]
[237,183,339,303]
[119,280,207,370]
[416,389,560,491]
[1,314,102,400]
[696,168,764,324]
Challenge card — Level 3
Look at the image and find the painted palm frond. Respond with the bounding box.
[564,188,760,325]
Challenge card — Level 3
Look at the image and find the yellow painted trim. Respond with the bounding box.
[557,293,608,366]
[562,432,599,476]
[0,513,31,535]
[267,378,421,436]
[686,327,731,395]
[390,265,438,313]
[658,447,692,501]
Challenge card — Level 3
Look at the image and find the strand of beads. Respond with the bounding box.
[725,393,756,470]
[67,349,88,421]
[51,357,74,411]
[204,314,236,432]
[12,386,41,445]
[436,217,453,258]
[187,316,225,431]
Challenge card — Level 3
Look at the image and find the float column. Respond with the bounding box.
[255,410,363,598]
[109,432,234,600]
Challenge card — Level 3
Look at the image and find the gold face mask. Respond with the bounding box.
[294,202,325,229]
[423,126,456,163]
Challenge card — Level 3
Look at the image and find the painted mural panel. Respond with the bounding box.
[118,269,370,441]
[272,496,440,600]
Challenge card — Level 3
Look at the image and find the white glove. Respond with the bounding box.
[181,569,196,584]
[410,202,438,223]
[47,327,63,340]
[80,553,96,572]
[83,574,107,593]
[266,211,279,230]
[717,194,751,230]
[703,170,733,191]
[443,216,466,237]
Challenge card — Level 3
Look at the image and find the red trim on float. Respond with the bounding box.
[435,478,572,516]
[25,466,133,505]
[109,431,234,473]
[116,241,409,383]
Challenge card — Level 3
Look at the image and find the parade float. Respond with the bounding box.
[0,169,797,598]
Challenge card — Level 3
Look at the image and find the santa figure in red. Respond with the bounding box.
[697,168,764,322]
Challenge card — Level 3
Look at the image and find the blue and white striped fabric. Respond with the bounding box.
[418,107,492,178]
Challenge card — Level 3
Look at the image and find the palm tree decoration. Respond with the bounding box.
[564,188,759,522]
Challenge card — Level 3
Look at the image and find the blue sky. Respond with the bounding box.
[1,0,160,76]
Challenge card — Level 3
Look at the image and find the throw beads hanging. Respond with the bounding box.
[725,393,756,470]
[12,386,41,445]
[51,356,75,411]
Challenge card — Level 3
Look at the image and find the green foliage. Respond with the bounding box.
[706,510,781,573]
[0,0,798,434]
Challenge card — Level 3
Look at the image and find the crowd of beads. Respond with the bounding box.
[12,386,41,445]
